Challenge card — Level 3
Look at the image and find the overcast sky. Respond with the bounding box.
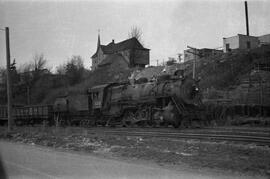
[0,0,269,71]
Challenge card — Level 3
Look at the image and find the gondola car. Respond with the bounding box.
[13,105,54,126]
[0,105,54,126]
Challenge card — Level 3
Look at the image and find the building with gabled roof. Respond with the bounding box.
[91,34,150,70]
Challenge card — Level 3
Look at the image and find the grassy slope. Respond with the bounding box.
[195,46,270,90]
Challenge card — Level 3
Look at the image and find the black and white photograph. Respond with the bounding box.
[0,0,270,178]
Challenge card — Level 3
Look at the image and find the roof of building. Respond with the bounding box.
[98,53,128,67]
[223,34,258,39]
[89,83,111,91]
[200,48,222,52]
[259,34,270,38]
[92,37,149,58]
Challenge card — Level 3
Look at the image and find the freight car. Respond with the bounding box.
[14,105,54,126]
[0,93,90,126]
[85,72,206,128]
[0,105,54,126]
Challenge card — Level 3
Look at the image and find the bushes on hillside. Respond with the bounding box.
[194,48,270,90]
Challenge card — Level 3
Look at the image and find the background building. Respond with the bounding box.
[258,34,270,46]
[223,34,270,53]
[91,36,150,70]
[223,34,259,52]
[183,49,197,62]
[184,48,222,62]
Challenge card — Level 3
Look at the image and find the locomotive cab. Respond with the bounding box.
[87,84,111,115]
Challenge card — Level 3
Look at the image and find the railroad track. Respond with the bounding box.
[89,126,270,136]
[99,129,270,146]
[98,128,270,136]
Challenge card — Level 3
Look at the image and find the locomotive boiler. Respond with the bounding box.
[87,71,204,128]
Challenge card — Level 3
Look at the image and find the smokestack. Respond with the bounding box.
[245,1,249,36]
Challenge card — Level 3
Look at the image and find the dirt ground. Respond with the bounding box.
[0,126,270,178]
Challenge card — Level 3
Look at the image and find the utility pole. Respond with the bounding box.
[259,74,263,117]
[193,51,196,79]
[245,1,249,36]
[5,27,13,132]
[27,86,30,105]
[187,46,199,79]
[177,53,182,63]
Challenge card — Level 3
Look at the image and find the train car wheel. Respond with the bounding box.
[79,120,85,127]
[66,119,71,126]
[172,120,180,128]
[15,120,23,126]
[60,119,66,127]
[180,118,190,128]
[122,111,135,127]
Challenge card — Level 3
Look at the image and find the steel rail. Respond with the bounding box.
[102,130,270,146]
[90,128,270,137]
[104,130,270,140]
[96,129,270,137]
[90,126,270,133]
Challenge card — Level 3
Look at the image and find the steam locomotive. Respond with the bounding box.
[85,71,205,127]
[0,71,206,128]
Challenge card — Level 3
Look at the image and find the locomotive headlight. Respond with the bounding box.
[190,84,200,99]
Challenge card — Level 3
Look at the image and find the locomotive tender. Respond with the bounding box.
[0,72,205,128]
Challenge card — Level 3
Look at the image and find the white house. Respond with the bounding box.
[223,34,270,53]
[223,34,259,53]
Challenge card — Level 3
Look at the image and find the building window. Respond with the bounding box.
[247,41,251,49]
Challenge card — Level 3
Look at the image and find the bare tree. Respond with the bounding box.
[19,63,32,73]
[128,26,143,45]
[33,53,47,71]
[56,64,66,75]
[16,54,49,104]
[56,55,85,85]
